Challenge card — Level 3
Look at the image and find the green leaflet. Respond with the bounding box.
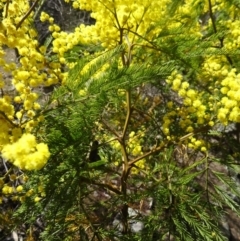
[87,159,108,168]
[66,45,124,95]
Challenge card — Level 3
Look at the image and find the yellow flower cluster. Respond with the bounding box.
[224,20,240,51]
[74,0,168,46]
[103,127,145,170]
[188,137,208,152]
[162,108,177,136]
[0,95,15,118]
[0,0,68,169]
[51,28,85,63]
[40,11,54,24]
[166,71,210,134]
[201,56,229,80]
[40,11,71,64]
[0,117,12,148]
[2,185,14,195]
[1,0,240,172]
[0,168,28,201]
[127,129,146,173]
[49,0,212,71]
[217,69,240,124]
[0,173,32,202]
[54,0,174,62]
[1,184,24,195]
[2,133,50,170]
[128,130,144,156]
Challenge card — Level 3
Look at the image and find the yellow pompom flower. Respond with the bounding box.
[186,89,197,99]
[24,99,33,110]
[34,196,41,202]
[2,186,10,194]
[15,82,25,93]
[193,99,201,108]
[181,81,189,89]
[49,17,54,24]
[172,78,182,91]
[208,121,214,127]
[178,88,186,97]
[26,189,34,197]
[132,145,142,156]
[2,186,14,194]
[72,1,79,8]
[16,185,23,192]
[201,146,207,152]
[40,12,50,22]
[2,134,50,170]
[186,126,193,132]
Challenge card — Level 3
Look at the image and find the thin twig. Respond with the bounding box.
[99,137,119,147]
[129,142,168,166]
[208,0,217,34]
[80,176,121,195]
[5,0,10,18]
[122,91,132,140]
[101,119,121,139]
[2,157,10,173]
[16,0,41,29]
[0,111,18,127]
[128,125,211,167]
[208,0,233,65]
[119,35,134,234]
[79,201,102,241]
[132,163,159,182]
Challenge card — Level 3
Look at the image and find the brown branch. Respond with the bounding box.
[122,91,132,140]
[208,0,233,65]
[208,0,217,34]
[0,111,18,127]
[98,137,119,147]
[132,163,160,182]
[120,87,131,196]
[132,106,163,131]
[128,141,169,166]
[5,0,10,18]
[94,181,121,195]
[16,0,40,29]
[101,118,121,139]
[80,176,121,195]
[128,125,211,167]
[120,40,133,174]
[118,38,134,233]
[79,201,102,241]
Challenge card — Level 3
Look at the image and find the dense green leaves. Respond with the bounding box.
[3,0,240,240]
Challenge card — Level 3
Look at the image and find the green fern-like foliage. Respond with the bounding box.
[12,1,240,241]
